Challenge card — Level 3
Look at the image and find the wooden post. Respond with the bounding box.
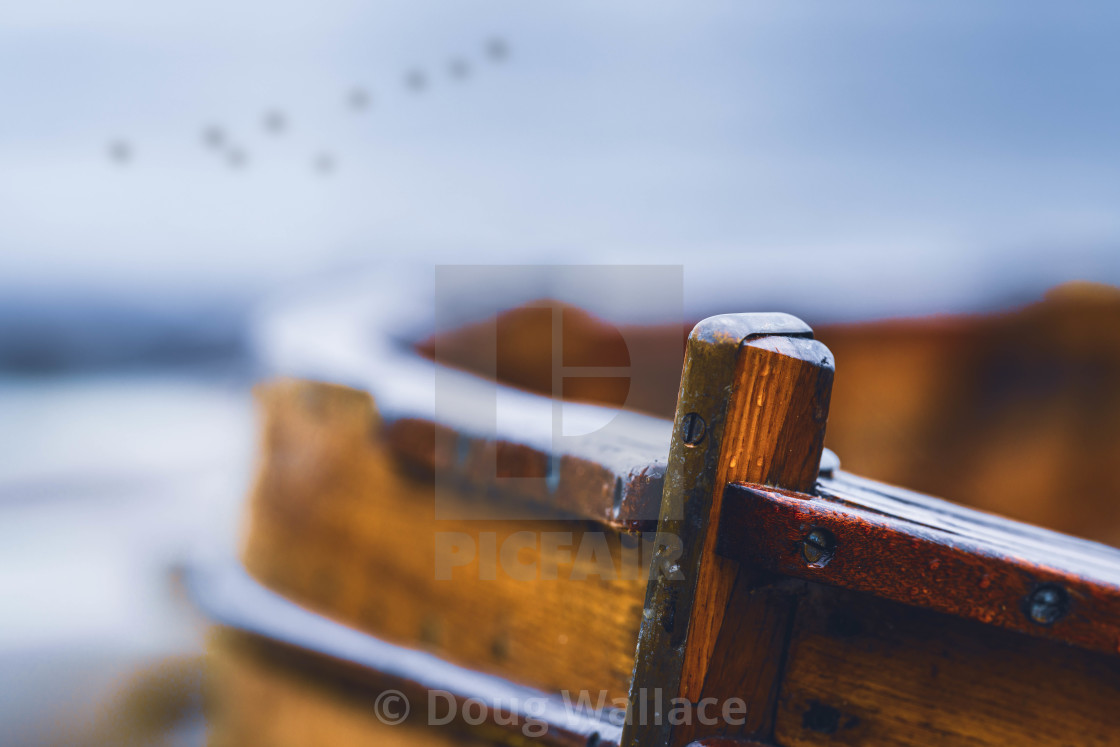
[624,314,834,747]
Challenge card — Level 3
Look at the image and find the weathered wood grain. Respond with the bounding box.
[674,568,800,745]
[719,480,1120,656]
[773,583,1120,746]
[220,289,1120,747]
[383,416,669,530]
[623,315,833,747]
[670,335,833,746]
[241,379,648,705]
[681,336,834,697]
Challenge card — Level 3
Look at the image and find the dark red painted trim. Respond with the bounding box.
[718,482,1120,657]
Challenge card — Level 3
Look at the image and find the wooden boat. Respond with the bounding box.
[189,281,1120,746]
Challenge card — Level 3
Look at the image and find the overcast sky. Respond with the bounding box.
[2,0,1118,318]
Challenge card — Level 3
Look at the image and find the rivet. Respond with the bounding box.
[802,528,836,566]
[1025,584,1069,626]
[680,412,706,446]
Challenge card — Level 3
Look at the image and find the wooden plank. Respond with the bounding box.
[682,335,834,687]
[384,416,668,530]
[671,336,834,746]
[719,481,1120,656]
[773,583,1120,746]
[820,470,1120,581]
[624,315,833,747]
[671,568,800,745]
[241,379,648,704]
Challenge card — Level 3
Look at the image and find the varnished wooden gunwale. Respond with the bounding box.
[719,476,1120,656]
[240,379,649,703]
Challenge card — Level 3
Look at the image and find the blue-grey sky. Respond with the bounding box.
[2,0,1118,318]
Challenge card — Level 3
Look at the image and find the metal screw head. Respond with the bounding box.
[1026,584,1069,625]
[681,412,706,446]
[802,528,836,565]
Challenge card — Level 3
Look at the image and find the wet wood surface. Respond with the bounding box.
[241,379,647,705]
[417,283,1120,547]
[719,478,1120,655]
[773,583,1120,746]
[213,287,1120,746]
[670,335,833,747]
[622,315,833,747]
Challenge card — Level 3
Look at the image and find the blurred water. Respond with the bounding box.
[0,374,252,743]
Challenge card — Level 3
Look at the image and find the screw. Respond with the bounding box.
[802,528,835,565]
[1026,584,1069,625]
[681,412,706,446]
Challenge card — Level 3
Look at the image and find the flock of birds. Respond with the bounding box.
[106,37,510,176]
